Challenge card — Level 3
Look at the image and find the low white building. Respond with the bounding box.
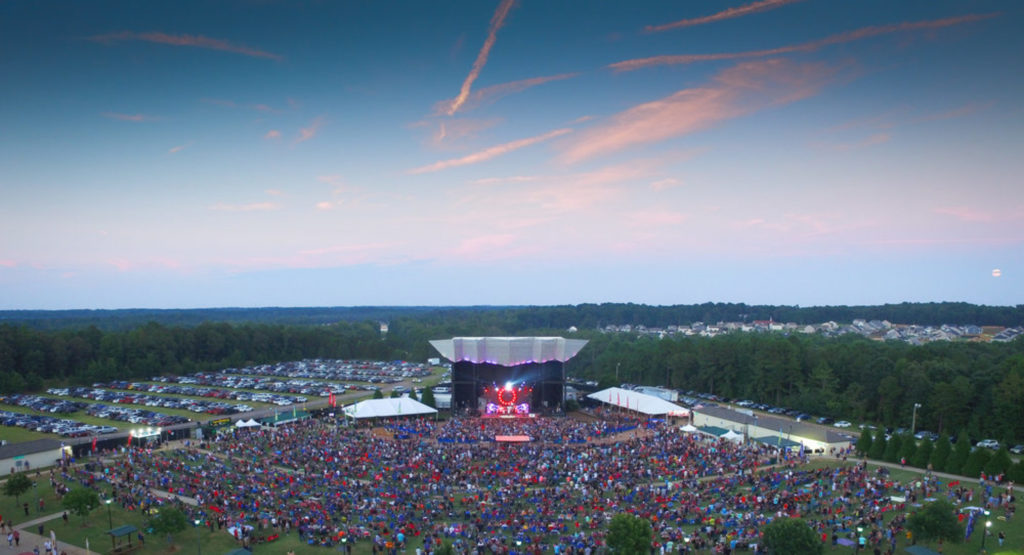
[692,406,853,454]
[0,439,70,474]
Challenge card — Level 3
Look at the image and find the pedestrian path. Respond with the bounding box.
[1,511,91,555]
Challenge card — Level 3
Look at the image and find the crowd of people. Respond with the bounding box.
[47,412,1009,554]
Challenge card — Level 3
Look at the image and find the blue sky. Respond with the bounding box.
[1,0,1021,309]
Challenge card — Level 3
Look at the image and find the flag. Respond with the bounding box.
[292,406,297,418]
[965,510,976,540]
[91,437,97,452]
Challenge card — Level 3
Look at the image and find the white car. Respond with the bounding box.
[976,439,1000,450]
[834,420,852,428]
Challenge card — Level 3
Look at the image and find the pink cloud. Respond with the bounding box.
[646,0,803,33]
[933,206,995,223]
[625,210,688,226]
[102,112,156,122]
[90,31,282,60]
[295,116,325,144]
[0,259,16,268]
[446,0,517,115]
[264,129,281,140]
[452,233,518,257]
[203,98,283,113]
[434,73,578,114]
[315,201,336,211]
[409,127,571,174]
[265,189,284,196]
[563,59,835,163]
[168,143,190,154]
[471,176,540,185]
[423,118,502,147]
[613,13,998,71]
[915,101,994,123]
[650,178,682,191]
[208,202,278,212]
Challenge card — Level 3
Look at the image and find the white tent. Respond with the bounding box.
[234,418,260,428]
[586,387,690,417]
[721,430,744,442]
[343,396,438,419]
[680,423,699,432]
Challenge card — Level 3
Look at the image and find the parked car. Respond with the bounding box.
[976,439,1000,450]
[834,420,852,428]
[1010,445,1024,455]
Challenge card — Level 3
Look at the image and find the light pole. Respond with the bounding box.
[911,403,922,435]
[33,481,39,513]
[105,499,113,531]
[194,519,201,555]
[980,511,991,551]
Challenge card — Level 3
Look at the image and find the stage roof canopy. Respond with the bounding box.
[429,337,588,366]
[587,387,690,417]
[343,396,438,419]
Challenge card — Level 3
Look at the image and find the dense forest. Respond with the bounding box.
[1,302,1023,443]
[2,301,1023,331]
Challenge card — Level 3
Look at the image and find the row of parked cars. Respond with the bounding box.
[47,386,254,415]
[97,380,300,407]
[83,403,191,427]
[1,393,86,415]
[220,359,432,383]
[0,409,117,437]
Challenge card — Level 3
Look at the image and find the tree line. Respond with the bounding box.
[3,301,1022,331]
[2,308,1024,443]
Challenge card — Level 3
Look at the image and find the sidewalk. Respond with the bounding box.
[1,511,92,555]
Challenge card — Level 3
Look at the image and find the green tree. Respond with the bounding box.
[907,500,962,547]
[945,432,971,475]
[408,388,419,402]
[149,507,188,548]
[372,389,384,399]
[930,434,951,471]
[912,438,934,468]
[869,434,887,460]
[856,429,873,457]
[1008,460,1024,483]
[61,487,101,524]
[2,473,32,505]
[420,387,436,408]
[390,389,402,398]
[883,433,903,463]
[984,445,1012,477]
[899,435,918,464]
[762,517,823,555]
[961,448,991,479]
[606,513,652,553]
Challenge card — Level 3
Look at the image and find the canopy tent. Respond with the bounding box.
[751,435,802,450]
[721,430,744,442]
[680,423,699,432]
[586,387,690,417]
[234,418,260,428]
[343,396,438,419]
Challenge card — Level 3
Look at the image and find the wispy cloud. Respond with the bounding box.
[446,0,517,115]
[933,206,996,223]
[816,132,891,151]
[315,201,337,211]
[452,233,521,258]
[102,112,156,122]
[625,210,688,226]
[202,98,282,112]
[914,101,994,123]
[168,143,191,154]
[0,259,16,268]
[613,13,998,71]
[295,116,325,144]
[646,0,803,33]
[563,59,835,163]
[264,129,281,140]
[90,31,283,60]
[471,175,541,185]
[265,189,284,196]
[650,178,682,191]
[409,127,571,174]
[208,202,278,212]
[434,73,577,115]
[418,118,502,148]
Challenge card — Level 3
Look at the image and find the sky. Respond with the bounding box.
[1,0,1022,310]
